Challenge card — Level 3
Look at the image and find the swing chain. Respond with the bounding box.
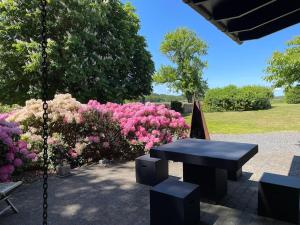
[40,0,49,224]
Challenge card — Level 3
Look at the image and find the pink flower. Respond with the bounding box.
[130,139,138,145]
[81,100,189,151]
[0,113,9,120]
[1,164,15,174]
[0,172,9,182]
[47,137,55,145]
[18,140,27,150]
[6,152,15,161]
[20,148,29,155]
[88,136,100,143]
[14,158,23,167]
[145,141,154,150]
[68,150,78,159]
[151,130,160,136]
[26,153,37,160]
[102,142,110,148]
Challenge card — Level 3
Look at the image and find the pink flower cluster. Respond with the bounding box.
[0,119,36,182]
[6,94,189,165]
[87,101,189,150]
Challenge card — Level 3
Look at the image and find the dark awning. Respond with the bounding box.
[183,0,300,44]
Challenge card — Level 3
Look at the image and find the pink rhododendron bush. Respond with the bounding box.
[87,101,189,150]
[4,94,189,170]
[0,115,37,182]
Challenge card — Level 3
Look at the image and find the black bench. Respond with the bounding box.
[135,154,168,186]
[0,181,22,216]
[150,178,200,225]
[258,172,300,224]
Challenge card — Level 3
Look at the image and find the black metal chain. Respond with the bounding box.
[40,0,49,224]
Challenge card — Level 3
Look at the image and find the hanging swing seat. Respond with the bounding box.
[0,181,22,216]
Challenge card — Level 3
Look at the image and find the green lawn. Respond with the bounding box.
[184,103,300,134]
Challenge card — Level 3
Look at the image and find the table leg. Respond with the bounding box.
[183,163,227,202]
[228,167,242,181]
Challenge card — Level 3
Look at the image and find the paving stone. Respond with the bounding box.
[1,132,299,225]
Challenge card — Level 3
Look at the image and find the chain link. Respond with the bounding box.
[40,0,48,224]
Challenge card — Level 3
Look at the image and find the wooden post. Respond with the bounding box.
[189,101,210,140]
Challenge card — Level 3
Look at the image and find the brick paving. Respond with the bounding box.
[0,132,299,225]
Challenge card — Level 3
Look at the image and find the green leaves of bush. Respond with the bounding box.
[203,85,273,112]
[170,101,183,113]
[285,86,300,104]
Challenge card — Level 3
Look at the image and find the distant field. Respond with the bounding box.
[184,103,300,134]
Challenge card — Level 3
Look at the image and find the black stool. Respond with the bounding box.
[150,178,200,225]
[135,154,168,186]
[258,172,300,224]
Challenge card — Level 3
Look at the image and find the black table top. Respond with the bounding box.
[150,138,258,170]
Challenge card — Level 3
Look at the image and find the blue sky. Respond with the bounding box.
[124,0,300,96]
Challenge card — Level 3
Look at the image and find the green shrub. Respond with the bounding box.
[144,94,185,103]
[171,101,183,112]
[203,85,273,112]
[0,103,19,113]
[285,86,300,104]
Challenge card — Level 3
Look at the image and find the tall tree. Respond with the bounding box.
[0,0,154,104]
[264,36,300,90]
[153,28,208,102]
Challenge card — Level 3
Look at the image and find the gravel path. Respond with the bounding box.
[213,132,300,152]
[214,132,300,179]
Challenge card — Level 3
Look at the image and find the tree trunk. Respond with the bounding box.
[186,92,193,103]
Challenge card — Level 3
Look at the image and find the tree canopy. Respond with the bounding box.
[264,36,300,90]
[0,0,154,105]
[153,28,208,102]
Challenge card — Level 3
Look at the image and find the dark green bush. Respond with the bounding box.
[171,101,183,112]
[203,85,273,112]
[285,86,300,104]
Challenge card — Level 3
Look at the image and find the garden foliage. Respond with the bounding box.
[0,114,37,182]
[1,94,189,181]
[203,85,273,112]
[265,36,300,90]
[285,86,300,104]
[0,0,154,104]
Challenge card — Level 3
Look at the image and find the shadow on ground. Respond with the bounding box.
[0,164,150,225]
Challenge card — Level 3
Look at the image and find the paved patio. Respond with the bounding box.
[0,132,299,225]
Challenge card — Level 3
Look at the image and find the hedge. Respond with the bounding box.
[203,85,273,112]
[285,86,300,104]
[171,101,183,113]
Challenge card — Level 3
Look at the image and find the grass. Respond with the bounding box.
[184,103,300,134]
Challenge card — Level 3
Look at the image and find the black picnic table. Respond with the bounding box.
[150,138,258,202]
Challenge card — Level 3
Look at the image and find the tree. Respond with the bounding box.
[285,85,300,104]
[264,36,300,90]
[0,0,154,105]
[153,28,208,102]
